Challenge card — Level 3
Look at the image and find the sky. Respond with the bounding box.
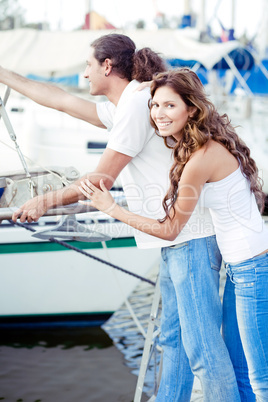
[17,0,265,40]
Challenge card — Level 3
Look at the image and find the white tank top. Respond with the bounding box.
[199,167,268,263]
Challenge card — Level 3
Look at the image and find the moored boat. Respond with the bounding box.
[0,211,160,325]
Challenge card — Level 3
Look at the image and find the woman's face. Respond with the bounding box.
[150,86,193,141]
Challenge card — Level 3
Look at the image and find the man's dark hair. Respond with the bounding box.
[91,33,167,82]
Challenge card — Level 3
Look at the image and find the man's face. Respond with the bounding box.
[84,47,106,96]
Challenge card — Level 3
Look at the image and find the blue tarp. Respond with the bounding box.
[167,47,254,70]
[167,55,268,95]
[212,48,254,70]
[229,60,268,94]
[26,74,79,87]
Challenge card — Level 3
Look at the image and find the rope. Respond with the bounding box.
[8,220,156,287]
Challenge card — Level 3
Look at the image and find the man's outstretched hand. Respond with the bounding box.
[12,195,48,223]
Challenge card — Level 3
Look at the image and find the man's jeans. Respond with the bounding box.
[223,252,268,402]
[156,235,240,402]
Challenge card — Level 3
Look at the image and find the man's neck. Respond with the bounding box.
[106,77,130,106]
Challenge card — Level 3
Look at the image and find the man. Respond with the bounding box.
[0,33,242,400]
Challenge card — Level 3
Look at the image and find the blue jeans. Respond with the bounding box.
[223,252,268,401]
[156,235,240,402]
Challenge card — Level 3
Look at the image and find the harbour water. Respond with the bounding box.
[0,326,146,402]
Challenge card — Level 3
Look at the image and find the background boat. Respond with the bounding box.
[0,211,160,325]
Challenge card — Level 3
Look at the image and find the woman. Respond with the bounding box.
[79,68,268,400]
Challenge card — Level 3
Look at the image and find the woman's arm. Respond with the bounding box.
[79,179,176,240]
[78,152,211,241]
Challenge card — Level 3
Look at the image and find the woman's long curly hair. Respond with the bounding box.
[149,68,265,221]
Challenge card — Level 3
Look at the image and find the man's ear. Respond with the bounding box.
[104,58,113,76]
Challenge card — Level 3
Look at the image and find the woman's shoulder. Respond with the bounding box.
[189,140,216,163]
[189,140,239,182]
[186,140,225,177]
[183,143,214,181]
[192,140,227,160]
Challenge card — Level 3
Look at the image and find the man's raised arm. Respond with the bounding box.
[0,66,105,127]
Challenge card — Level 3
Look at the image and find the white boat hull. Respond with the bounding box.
[0,220,160,319]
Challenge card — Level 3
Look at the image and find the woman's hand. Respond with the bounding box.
[134,81,152,92]
[78,179,116,215]
[79,179,178,241]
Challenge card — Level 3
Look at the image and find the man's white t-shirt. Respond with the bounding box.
[97,80,214,249]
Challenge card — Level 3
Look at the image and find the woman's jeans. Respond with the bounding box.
[223,252,268,402]
[156,235,240,402]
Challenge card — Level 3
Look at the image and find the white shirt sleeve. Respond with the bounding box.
[96,101,116,131]
[107,90,153,158]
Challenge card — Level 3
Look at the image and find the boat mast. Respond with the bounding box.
[229,0,235,39]
[84,0,92,29]
[197,0,206,36]
[182,0,192,27]
[184,0,191,15]
[58,0,63,31]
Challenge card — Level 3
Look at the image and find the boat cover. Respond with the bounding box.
[0,28,252,77]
